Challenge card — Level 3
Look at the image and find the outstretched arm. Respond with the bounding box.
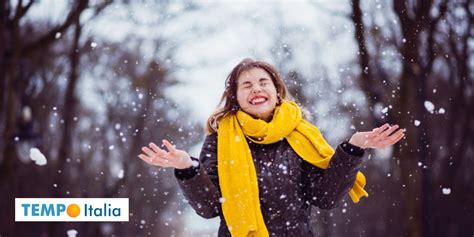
[348,123,405,149]
[137,136,222,219]
[138,139,194,169]
[306,123,405,209]
[305,142,364,209]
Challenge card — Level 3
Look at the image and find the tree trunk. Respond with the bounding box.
[48,18,82,237]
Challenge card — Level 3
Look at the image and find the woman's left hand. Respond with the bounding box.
[349,123,406,149]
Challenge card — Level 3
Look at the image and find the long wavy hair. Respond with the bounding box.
[205,58,292,134]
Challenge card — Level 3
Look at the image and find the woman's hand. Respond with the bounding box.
[349,123,406,149]
[138,139,194,169]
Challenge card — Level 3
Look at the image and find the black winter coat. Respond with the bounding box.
[175,133,364,236]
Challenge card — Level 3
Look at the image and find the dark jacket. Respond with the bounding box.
[175,133,364,236]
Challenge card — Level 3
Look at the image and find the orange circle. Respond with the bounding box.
[67,204,80,217]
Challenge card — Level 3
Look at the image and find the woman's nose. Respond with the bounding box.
[251,84,262,93]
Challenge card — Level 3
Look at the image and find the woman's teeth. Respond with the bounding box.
[251,98,267,105]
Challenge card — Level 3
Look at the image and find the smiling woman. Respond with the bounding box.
[235,68,279,122]
[206,59,290,130]
[138,58,405,237]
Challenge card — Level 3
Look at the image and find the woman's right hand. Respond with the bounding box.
[138,139,194,169]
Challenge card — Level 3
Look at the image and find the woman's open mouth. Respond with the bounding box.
[249,96,268,106]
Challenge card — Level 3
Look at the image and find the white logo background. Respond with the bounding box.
[15,198,129,222]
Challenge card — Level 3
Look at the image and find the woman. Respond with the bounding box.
[138,58,405,236]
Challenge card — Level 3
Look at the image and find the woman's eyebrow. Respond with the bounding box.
[239,78,270,85]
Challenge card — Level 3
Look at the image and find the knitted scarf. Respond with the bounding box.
[217,100,368,236]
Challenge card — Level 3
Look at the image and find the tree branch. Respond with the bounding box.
[351,0,381,113]
[20,0,89,57]
[12,0,34,24]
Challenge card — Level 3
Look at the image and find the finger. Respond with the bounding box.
[387,130,405,145]
[149,142,169,157]
[376,124,400,140]
[389,128,405,138]
[139,154,171,167]
[151,158,171,167]
[375,130,405,148]
[162,139,177,153]
[366,124,389,139]
[373,125,398,142]
[365,130,380,139]
[372,123,390,134]
[376,135,403,148]
[141,146,170,163]
[391,134,405,145]
[138,154,154,165]
[141,146,156,158]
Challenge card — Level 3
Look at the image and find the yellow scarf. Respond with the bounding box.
[217,100,368,237]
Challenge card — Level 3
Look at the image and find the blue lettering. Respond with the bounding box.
[94,206,102,216]
[112,208,120,217]
[87,204,93,216]
[21,204,30,216]
[41,204,55,216]
[31,204,39,216]
[82,203,121,217]
[57,204,66,216]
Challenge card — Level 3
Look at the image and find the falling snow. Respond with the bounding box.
[29,148,47,166]
[424,101,435,113]
[414,120,421,126]
[118,169,124,179]
[7,1,468,236]
[67,229,78,237]
[442,188,451,195]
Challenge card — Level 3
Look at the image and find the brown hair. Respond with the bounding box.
[205,58,292,134]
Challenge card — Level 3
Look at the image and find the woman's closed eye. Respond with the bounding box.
[241,83,252,89]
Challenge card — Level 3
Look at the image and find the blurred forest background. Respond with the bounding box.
[0,0,473,236]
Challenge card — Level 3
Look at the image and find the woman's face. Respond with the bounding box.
[236,67,278,121]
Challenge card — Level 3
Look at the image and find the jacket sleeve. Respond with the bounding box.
[174,133,222,219]
[303,141,364,209]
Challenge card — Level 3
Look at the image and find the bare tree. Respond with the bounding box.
[351,0,473,236]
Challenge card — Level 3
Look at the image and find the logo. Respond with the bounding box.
[15,198,129,222]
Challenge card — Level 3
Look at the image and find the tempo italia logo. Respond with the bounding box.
[15,198,129,222]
